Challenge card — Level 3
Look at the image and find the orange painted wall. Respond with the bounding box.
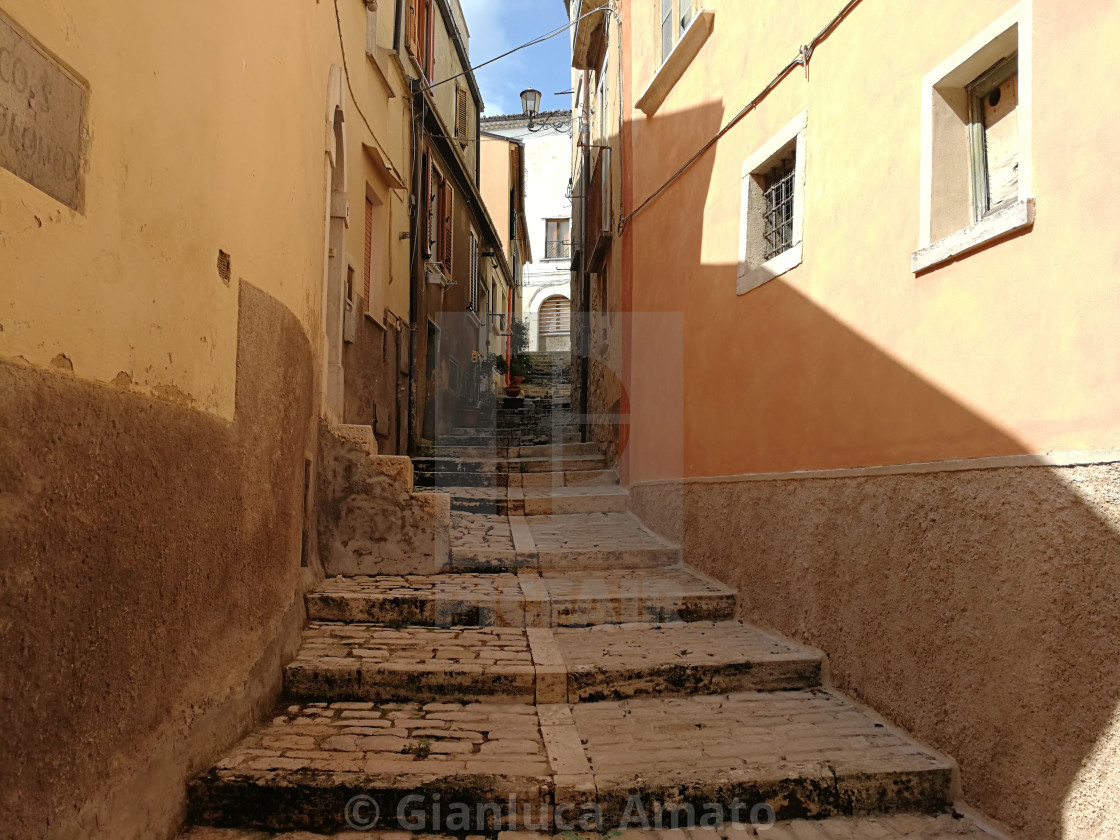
[620,0,1120,482]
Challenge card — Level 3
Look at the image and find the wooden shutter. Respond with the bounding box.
[440,180,454,274]
[469,233,479,311]
[425,158,439,260]
[455,86,468,141]
[363,197,374,313]
[406,0,420,58]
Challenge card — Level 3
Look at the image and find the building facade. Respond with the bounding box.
[0,0,511,837]
[569,1,1120,838]
[482,111,574,352]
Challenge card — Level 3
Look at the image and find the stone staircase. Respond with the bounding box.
[180,378,1007,839]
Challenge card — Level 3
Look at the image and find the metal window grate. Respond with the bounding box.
[762,155,795,262]
[544,240,571,259]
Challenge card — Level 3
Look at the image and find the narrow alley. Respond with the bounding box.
[3,1,1119,839]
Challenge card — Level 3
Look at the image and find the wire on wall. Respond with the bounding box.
[617,0,864,235]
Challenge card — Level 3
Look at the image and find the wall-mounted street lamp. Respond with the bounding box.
[520,87,571,134]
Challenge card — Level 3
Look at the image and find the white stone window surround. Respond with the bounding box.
[636,8,715,117]
[737,111,808,296]
[912,2,1034,273]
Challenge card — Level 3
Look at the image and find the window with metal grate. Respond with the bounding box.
[761,155,796,262]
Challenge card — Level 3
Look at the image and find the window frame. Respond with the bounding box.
[912,4,1033,273]
[737,111,808,296]
[967,53,1019,222]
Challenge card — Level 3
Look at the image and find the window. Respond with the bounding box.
[545,219,571,259]
[660,0,695,63]
[424,156,454,275]
[660,0,674,64]
[468,231,479,311]
[738,112,807,295]
[598,50,609,142]
[406,0,435,79]
[455,84,469,145]
[761,156,795,262]
[912,7,1032,273]
[968,55,1019,220]
[363,197,374,312]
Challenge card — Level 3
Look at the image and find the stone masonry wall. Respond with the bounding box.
[0,282,316,840]
[629,461,1120,840]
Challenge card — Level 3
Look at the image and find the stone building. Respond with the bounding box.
[0,0,514,836]
[567,0,1120,838]
[482,110,575,351]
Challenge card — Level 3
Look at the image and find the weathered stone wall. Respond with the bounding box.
[317,424,450,575]
[630,460,1120,840]
[0,282,315,840]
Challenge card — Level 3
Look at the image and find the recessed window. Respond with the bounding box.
[968,55,1019,220]
[912,8,1033,273]
[660,0,696,63]
[738,112,807,295]
[761,154,796,262]
[545,218,571,259]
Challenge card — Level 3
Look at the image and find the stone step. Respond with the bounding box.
[416,442,601,459]
[305,567,735,627]
[448,512,679,574]
[412,455,608,475]
[181,814,1004,839]
[417,468,617,489]
[441,486,628,516]
[283,621,822,705]
[186,690,952,835]
[577,690,953,826]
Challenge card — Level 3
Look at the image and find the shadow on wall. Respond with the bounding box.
[616,100,1120,839]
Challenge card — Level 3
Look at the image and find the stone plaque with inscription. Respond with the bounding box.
[0,11,86,210]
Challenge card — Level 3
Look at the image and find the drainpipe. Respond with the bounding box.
[407,88,424,453]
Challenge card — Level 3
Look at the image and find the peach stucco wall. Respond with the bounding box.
[621,0,1120,482]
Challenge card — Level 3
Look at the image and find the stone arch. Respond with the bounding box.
[536,294,571,352]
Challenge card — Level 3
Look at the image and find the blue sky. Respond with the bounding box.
[459,0,574,117]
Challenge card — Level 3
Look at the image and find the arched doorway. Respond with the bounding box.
[537,294,571,352]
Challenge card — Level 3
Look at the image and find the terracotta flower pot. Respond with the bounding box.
[459,406,482,428]
[504,385,522,398]
[510,375,524,386]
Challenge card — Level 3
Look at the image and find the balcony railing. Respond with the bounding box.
[586,147,612,272]
[544,239,571,259]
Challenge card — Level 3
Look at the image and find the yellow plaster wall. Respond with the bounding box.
[0,0,351,418]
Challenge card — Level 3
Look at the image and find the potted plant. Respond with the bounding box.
[506,320,532,388]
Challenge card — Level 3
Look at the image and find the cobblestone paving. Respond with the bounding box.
[286,624,536,702]
[573,690,951,783]
[529,513,673,552]
[211,700,550,778]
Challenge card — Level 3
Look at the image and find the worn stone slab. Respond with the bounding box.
[541,567,736,626]
[573,690,953,824]
[448,512,519,570]
[285,624,536,704]
[556,622,822,701]
[307,567,732,630]
[188,701,552,834]
[522,487,629,516]
[307,574,532,627]
[179,812,1002,838]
